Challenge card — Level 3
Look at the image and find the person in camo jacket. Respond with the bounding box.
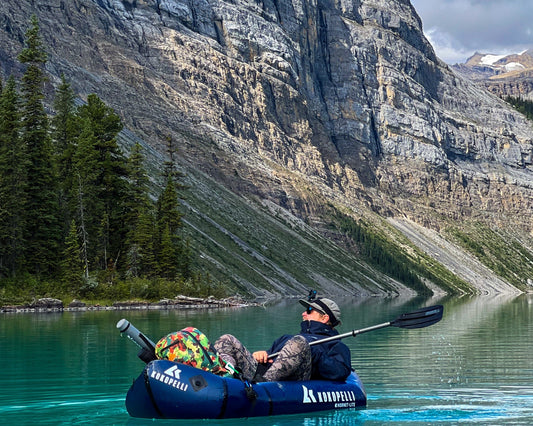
[214,294,352,383]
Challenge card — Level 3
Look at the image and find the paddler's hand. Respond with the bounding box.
[252,350,272,364]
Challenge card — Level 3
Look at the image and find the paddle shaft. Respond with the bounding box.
[267,321,391,358]
[309,321,392,346]
[267,304,443,359]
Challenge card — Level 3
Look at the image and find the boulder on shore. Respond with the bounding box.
[29,298,64,309]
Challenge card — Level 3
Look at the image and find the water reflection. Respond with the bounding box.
[1,294,532,424]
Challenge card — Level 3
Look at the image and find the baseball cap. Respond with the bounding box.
[299,297,341,327]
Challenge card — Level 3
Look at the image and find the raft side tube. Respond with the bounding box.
[126,360,366,419]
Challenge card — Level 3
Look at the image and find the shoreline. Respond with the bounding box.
[0,295,260,314]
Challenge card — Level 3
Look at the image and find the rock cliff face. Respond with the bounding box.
[483,75,533,101]
[1,0,532,294]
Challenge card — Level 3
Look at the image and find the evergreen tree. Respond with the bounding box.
[155,137,186,278]
[0,76,26,277]
[71,118,101,273]
[125,142,156,277]
[75,94,127,270]
[126,143,152,219]
[506,96,533,121]
[61,220,84,292]
[52,74,79,229]
[0,18,210,300]
[157,224,178,279]
[18,15,61,275]
[156,137,185,236]
[179,238,193,280]
[75,174,91,280]
[52,75,77,148]
[157,173,183,236]
[127,211,157,277]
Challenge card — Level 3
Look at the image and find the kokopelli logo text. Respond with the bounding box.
[150,366,189,392]
[302,385,358,407]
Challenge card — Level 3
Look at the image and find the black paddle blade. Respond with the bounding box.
[390,305,443,329]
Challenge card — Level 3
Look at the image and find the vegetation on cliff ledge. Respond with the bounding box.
[506,96,533,121]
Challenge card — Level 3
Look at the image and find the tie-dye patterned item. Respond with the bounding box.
[155,327,233,377]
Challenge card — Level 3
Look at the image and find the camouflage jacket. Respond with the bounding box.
[266,320,352,381]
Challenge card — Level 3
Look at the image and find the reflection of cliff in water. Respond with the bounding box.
[352,294,528,388]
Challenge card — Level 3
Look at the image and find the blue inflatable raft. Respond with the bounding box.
[126,360,367,419]
[120,305,444,419]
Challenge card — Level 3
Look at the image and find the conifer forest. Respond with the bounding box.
[0,16,222,305]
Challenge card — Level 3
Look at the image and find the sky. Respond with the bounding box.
[410,0,533,64]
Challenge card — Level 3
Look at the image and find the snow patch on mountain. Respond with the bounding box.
[480,54,505,66]
[505,62,526,72]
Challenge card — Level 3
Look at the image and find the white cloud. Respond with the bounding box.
[411,0,533,64]
[424,28,472,64]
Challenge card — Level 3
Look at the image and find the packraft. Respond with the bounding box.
[119,302,445,420]
[118,319,366,419]
[155,327,233,378]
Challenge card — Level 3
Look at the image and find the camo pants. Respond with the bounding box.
[213,334,311,382]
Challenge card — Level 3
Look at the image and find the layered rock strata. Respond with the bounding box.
[0,0,532,294]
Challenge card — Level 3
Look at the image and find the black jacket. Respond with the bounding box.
[266,320,352,381]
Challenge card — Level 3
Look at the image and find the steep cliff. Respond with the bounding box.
[1,0,532,295]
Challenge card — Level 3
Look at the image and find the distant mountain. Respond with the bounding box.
[467,50,533,74]
[453,50,533,99]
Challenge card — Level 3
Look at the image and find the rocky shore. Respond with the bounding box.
[0,295,256,313]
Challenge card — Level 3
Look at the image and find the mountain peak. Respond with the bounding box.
[456,48,533,80]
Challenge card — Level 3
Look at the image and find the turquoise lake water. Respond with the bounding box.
[1,294,533,425]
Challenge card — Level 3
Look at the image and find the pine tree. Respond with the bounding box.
[71,118,101,273]
[75,93,127,270]
[157,174,183,236]
[157,224,178,279]
[156,137,185,236]
[18,15,61,275]
[75,174,90,280]
[0,76,26,277]
[127,210,157,277]
[179,238,193,280]
[52,74,79,229]
[126,143,152,218]
[125,142,156,277]
[155,137,187,278]
[61,220,84,293]
[52,74,78,162]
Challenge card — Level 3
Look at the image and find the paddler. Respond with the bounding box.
[214,292,352,383]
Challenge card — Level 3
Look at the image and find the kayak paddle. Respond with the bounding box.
[268,304,443,358]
